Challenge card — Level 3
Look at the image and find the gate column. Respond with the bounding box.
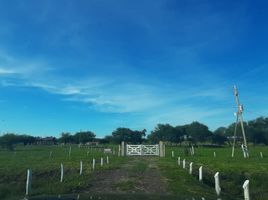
[159,141,165,157]
[121,141,125,156]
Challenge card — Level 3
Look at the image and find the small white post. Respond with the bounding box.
[191,146,195,155]
[60,163,64,182]
[106,156,109,164]
[177,157,180,166]
[69,146,72,158]
[189,162,193,175]
[214,172,221,196]
[80,160,83,175]
[92,158,95,170]
[214,152,216,157]
[26,169,32,196]
[199,166,203,181]
[118,145,121,157]
[49,151,53,159]
[243,180,250,200]
[182,159,186,169]
[260,152,263,159]
[101,157,103,167]
[171,151,174,158]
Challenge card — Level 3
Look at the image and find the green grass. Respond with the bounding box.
[0,145,125,200]
[1,145,267,200]
[163,145,268,200]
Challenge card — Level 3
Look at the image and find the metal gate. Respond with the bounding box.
[126,144,159,156]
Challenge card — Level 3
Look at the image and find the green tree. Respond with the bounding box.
[59,132,74,144]
[18,135,36,145]
[73,131,96,144]
[247,117,268,145]
[111,128,146,144]
[185,121,212,143]
[148,124,183,143]
[212,127,228,145]
[0,133,19,150]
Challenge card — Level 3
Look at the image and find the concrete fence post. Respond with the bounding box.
[243,180,250,200]
[26,169,32,196]
[182,159,186,169]
[199,166,203,181]
[189,162,193,175]
[214,172,221,197]
[80,161,83,175]
[60,163,64,182]
[92,158,95,171]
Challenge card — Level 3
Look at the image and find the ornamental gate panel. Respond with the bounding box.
[126,144,159,156]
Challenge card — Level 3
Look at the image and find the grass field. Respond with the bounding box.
[0,145,267,200]
[0,145,126,200]
[163,145,268,200]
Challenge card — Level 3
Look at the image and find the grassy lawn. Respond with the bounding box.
[163,145,268,200]
[0,145,267,200]
[0,145,125,200]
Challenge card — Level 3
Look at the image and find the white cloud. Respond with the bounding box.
[0,68,16,75]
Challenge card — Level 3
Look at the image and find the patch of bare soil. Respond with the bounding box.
[85,157,168,195]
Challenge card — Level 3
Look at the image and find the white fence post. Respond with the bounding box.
[92,158,95,170]
[118,145,121,157]
[191,146,195,156]
[87,151,89,157]
[189,162,193,175]
[199,166,203,181]
[172,151,174,158]
[60,163,64,182]
[243,180,250,200]
[214,172,221,196]
[182,159,186,169]
[80,160,83,175]
[177,157,180,166]
[101,157,103,167]
[49,151,52,159]
[69,146,72,158]
[106,156,109,164]
[260,152,263,159]
[214,152,216,157]
[26,169,32,196]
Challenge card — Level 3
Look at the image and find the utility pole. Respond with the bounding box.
[231,86,249,158]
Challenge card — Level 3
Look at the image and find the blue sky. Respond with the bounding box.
[0,0,268,137]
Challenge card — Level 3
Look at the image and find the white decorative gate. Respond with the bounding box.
[126,144,159,156]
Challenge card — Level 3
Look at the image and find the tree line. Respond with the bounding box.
[1,116,268,150]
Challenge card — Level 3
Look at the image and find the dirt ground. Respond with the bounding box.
[85,157,169,195]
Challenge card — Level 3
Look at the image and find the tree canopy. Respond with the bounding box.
[105,128,146,144]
